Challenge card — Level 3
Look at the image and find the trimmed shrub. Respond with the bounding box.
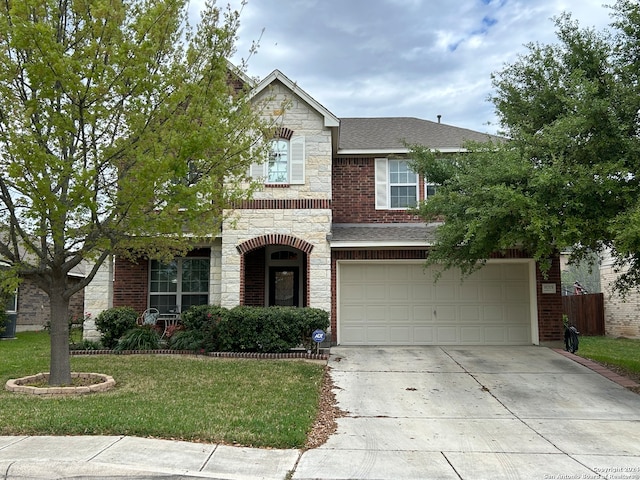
[176,305,227,351]
[297,307,330,350]
[217,306,329,353]
[95,306,138,349]
[180,305,227,331]
[115,326,160,351]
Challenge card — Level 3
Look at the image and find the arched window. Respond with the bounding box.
[268,139,289,183]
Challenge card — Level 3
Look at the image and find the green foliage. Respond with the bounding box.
[95,307,139,349]
[168,330,207,351]
[0,269,19,335]
[115,326,161,351]
[0,0,273,384]
[216,306,329,353]
[176,304,228,351]
[181,304,227,331]
[296,307,331,350]
[411,5,640,290]
[578,336,640,375]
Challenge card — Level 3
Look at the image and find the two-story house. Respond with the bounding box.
[84,69,563,346]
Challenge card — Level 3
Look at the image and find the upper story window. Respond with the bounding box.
[425,180,438,200]
[375,158,418,209]
[268,139,289,183]
[249,130,306,185]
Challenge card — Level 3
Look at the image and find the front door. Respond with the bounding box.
[269,267,300,306]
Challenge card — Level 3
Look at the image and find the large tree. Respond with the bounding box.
[0,0,272,385]
[411,1,640,290]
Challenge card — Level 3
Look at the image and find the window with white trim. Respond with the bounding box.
[375,158,418,209]
[149,258,209,314]
[268,139,289,183]
[425,180,438,200]
[249,136,306,185]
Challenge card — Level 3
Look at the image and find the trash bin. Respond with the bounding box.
[0,312,17,339]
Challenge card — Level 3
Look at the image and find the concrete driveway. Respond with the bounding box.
[294,346,640,480]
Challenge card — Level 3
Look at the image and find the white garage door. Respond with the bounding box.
[338,262,532,345]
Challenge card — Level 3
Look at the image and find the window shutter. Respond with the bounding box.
[375,158,388,209]
[289,136,305,184]
[249,161,266,180]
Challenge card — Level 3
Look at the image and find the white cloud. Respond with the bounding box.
[194,0,615,134]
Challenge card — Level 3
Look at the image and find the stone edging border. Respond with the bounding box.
[5,372,116,396]
[70,349,329,360]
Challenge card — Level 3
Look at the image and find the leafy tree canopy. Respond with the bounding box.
[411,0,640,293]
[0,0,273,384]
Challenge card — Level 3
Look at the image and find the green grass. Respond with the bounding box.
[0,331,325,448]
[577,336,640,375]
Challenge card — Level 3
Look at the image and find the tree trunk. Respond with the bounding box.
[48,281,71,386]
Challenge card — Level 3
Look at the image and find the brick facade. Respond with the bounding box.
[112,257,148,313]
[243,248,266,306]
[332,158,424,224]
[600,251,640,338]
[535,256,564,342]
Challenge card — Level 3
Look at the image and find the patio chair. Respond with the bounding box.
[158,307,180,338]
[137,308,159,326]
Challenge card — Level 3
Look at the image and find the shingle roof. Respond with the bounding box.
[330,223,439,246]
[338,117,501,152]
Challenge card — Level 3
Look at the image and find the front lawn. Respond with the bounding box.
[577,335,640,379]
[0,331,325,448]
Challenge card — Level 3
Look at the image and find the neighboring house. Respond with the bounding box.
[1,260,85,332]
[84,69,564,346]
[15,277,85,331]
[600,250,640,338]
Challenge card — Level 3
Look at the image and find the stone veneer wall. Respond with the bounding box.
[600,251,640,338]
[83,258,113,341]
[247,81,333,201]
[209,241,222,306]
[83,258,113,318]
[221,209,332,317]
[219,78,333,316]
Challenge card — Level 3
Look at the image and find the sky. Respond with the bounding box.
[191,0,614,134]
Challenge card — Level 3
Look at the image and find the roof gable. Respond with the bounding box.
[252,70,340,128]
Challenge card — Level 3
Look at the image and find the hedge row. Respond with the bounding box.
[95,305,329,353]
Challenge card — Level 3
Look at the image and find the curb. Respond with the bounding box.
[553,348,640,388]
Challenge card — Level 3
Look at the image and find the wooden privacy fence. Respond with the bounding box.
[562,293,605,336]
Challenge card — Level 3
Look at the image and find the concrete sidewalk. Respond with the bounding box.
[0,435,300,479]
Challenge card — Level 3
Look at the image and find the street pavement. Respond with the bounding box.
[1,346,640,479]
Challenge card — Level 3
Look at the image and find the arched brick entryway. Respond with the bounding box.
[237,235,313,307]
